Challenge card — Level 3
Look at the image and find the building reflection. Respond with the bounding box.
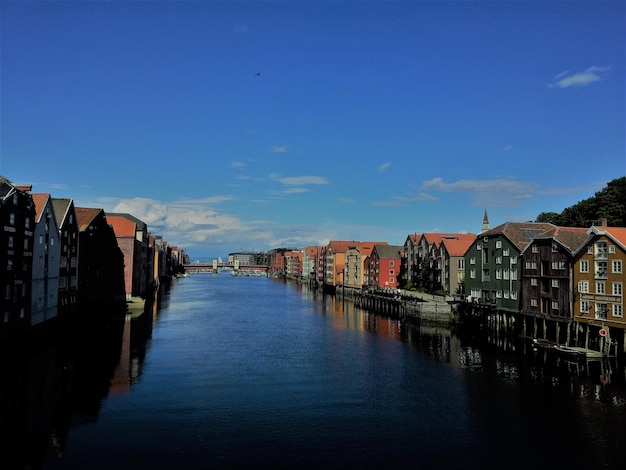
[0,283,167,469]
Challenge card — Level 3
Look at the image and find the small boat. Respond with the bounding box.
[532,338,560,350]
[554,345,604,359]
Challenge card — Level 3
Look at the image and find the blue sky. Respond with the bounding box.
[2,1,624,260]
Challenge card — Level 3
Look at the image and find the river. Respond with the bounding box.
[2,274,625,469]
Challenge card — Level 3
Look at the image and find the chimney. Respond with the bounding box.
[15,184,32,192]
[599,218,608,227]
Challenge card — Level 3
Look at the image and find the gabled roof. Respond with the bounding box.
[106,212,147,231]
[106,214,138,238]
[421,233,476,246]
[373,244,403,259]
[75,207,104,231]
[51,198,73,226]
[482,222,556,251]
[31,193,52,223]
[327,241,361,253]
[441,236,476,257]
[0,176,16,199]
[524,226,589,254]
[584,226,626,253]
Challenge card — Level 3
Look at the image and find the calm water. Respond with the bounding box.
[2,274,626,469]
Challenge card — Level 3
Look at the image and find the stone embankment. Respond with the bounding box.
[341,287,456,326]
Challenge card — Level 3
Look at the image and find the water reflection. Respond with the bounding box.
[0,282,169,470]
[2,278,626,469]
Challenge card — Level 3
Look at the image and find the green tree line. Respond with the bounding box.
[535,176,626,227]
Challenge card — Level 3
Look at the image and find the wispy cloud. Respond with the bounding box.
[371,193,438,207]
[378,162,391,172]
[338,198,356,204]
[421,177,537,206]
[549,66,612,89]
[230,161,245,168]
[276,175,329,186]
[283,187,310,194]
[271,145,289,153]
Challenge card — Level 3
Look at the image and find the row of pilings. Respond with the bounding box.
[333,286,624,357]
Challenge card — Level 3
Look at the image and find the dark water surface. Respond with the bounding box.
[3,275,625,469]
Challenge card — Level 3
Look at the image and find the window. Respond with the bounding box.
[9,213,15,225]
[525,261,537,269]
[503,270,509,280]
[552,242,559,252]
[504,290,510,299]
[614,304,623,318]
[580,300,590,314]
[596,303,608,320]
[510,256,517,265]
[477,242,482,251]
[503,248,509,256]
[25,218,30,229]
[530,298,538,307]
[7,236,13,248]
[587,246,593,254]
[511,291,518,300]
[496,290,502,298]
[389,261,394,267]
[552,279,559,288]
[470,257,475,265]
[552,301,559,310]
[613,282,623,296]
[457,259,464,269]
[609,246,615,254]
[532,245,539,253]
[496,256,502,264]
[511,269,518,280]
[495,269,502,280]
[389,270,395,275]
[531,278,538,286]
[578,281,589,293]
[596,282,606,294]
[470,269,475,279]
[496,240,502,249]
[580,260,589,273]
[613,260,622,274]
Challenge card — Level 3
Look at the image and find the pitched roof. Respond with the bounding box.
[483,222,556,251]
[0,176,15,199]
[528,226,589,253]
[75,207,104,231]
[106,214,138,238]
[328,241,361,253]
[374,244,403,259]
[31,193,51,222]
[51,198,72,226]
[591,226,626,252]
[441,236,476,257]
[106,212,147,231]
[422,233,476,246]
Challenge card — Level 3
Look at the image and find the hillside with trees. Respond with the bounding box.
[535,176,626,227]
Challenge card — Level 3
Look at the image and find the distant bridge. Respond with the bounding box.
[183,262,268,274]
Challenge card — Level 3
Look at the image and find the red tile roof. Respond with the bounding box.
[441,237,476,256]
[75,207,103,231]
[107,214,137,237]
[31,193,51,222]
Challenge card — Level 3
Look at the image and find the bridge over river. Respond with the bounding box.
[183,262,268,275]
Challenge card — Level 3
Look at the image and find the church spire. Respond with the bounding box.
[481,210,489,233]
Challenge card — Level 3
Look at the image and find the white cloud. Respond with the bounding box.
[378,162,391,172]
[549,66,612,88]
[271,145,289,153]
[277,175,329,186]
[421,177,537,206]
[230,161,245,168]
